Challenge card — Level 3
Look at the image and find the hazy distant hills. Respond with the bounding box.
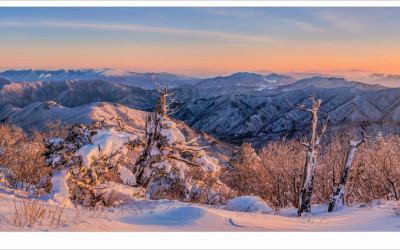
[196,72,296,89]
[172,72,297,98]
[0,69,400,147]
[280,76,387,91]
[0,69,199,90]
[368,74,400,88]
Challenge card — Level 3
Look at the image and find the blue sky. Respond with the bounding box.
[0,7,400,75]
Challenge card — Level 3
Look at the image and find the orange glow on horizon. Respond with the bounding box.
[1,42,400,76]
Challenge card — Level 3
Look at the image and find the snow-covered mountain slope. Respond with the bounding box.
[281,76,387,91]
[0,77,11,87]
[0,101,148,135]
[0,101,234,163]
[172,75,386,100]
[100,71,200,89]
[0,78,158,110]
[196,72,296,89]
[0,69,101,82]
[171,73,296,99]
[173,85,400,146]
[0,69,200,90]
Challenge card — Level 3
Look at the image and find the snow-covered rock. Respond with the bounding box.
[222,196,273,213]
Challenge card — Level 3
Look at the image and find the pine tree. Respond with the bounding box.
[225,142,260,196]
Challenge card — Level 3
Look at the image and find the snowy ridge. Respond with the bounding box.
[0,101,148,135]
[0,69,200,90]
[196,72,296,88]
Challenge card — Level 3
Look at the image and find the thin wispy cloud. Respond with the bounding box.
[280,18,324,32]
[316,11,361,30]
[0,21,281,44]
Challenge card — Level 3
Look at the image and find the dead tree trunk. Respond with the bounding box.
[287,94,329,217]
[134,85,168,188]
[328,132,366,212]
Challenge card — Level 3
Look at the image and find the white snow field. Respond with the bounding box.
[1,183,400,232]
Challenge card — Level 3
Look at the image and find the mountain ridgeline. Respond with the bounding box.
[0,69,399,147]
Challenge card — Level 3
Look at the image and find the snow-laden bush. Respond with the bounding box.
[42,121,143,207]
[222,196,273,213]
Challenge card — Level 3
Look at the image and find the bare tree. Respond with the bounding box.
[287,94,329,216]
[328,132,367,212]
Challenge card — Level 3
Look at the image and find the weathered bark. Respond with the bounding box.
[287,95,329,217]
[328,132,366,212]
[297,151,317,216]
[134,86,167,188]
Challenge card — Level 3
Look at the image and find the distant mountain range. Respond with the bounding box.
[173,81,399,146]
[0,69,199,90]
[0,69,400,147]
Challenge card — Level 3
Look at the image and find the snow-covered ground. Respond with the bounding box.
[1,183,400,232]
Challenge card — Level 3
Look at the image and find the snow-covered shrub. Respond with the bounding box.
[42,121,142,207]
[40,123,96,193]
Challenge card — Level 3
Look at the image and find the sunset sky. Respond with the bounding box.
[1,7,400,76]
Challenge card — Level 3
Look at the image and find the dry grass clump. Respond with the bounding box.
[4,197,68,228]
